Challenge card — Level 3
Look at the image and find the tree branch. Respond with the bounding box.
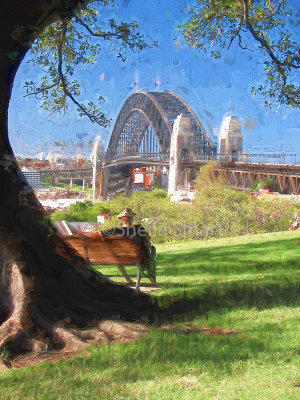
[23,83,58,97]
[71,9,148,53]
[57,19,106,126]
[72,10,130,44]
[72,10,110,38]
[242,0,298,70]
[237,33,254,52]
[228,26,241,50]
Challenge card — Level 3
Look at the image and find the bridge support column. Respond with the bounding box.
[184,167,193,188]
[69,179,73,188]
[168,115,181,196]
[82,179,85,191]
[101,168,110,199]
[168,114,193,196]
[92,164,97,199]
[97,169,103,199]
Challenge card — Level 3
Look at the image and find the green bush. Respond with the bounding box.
[250,178,275,192]
[51,181,300,244]
[41,175,54,185]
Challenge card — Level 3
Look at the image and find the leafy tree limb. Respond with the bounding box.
[181,0,300,108]
[24,0,155,126]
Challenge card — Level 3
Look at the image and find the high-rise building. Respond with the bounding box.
[21,167,41,188]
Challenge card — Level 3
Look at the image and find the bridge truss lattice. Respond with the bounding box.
[105,91,217,162]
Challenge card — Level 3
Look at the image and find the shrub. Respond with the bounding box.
[51,183,300,243]
[251,178,275,192]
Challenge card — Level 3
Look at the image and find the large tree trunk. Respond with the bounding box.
[0,0,157,362]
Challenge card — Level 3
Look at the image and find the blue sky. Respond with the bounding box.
[8,0,300,161]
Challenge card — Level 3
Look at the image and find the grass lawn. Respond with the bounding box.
[96,230,300,310]
[1,231,300,399]
[42,181,93,195]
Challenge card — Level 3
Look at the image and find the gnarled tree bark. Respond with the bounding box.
[0,0,157,363]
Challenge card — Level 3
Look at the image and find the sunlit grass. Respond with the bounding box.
[42,181,93,194]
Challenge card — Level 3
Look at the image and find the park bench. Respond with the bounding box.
[55,219,156,291]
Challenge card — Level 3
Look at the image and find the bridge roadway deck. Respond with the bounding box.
[103,156,169,168]
[182,160,300,175]
[39,160,300,194]
[40,161,300,177]
[39,161,300,178]
[39,167,93,180]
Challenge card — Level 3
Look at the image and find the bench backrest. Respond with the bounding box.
[61,233,148,266]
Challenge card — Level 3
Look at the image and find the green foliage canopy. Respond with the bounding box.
[25,0,155,126]
[181,0,300,108]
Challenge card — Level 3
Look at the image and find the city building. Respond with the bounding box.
[21,167,41,188]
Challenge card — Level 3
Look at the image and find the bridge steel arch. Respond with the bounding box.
[105,91,216,161]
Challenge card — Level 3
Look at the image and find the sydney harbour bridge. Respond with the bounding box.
[40,91,300,197]
[105,91,216,161]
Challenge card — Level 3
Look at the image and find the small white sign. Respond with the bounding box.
[134,173,144,183]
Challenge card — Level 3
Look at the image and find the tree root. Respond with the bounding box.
[98,320,148,342]
[0,263,151,366]
[69,328,108,344]
[0,360,10,370]
[52,325,90,353]
[0,263,34,351]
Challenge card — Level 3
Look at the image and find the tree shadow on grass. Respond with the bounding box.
[94,237,300,315]
[157,280,300,318]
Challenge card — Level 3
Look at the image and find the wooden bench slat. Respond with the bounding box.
[58,230,154,291]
